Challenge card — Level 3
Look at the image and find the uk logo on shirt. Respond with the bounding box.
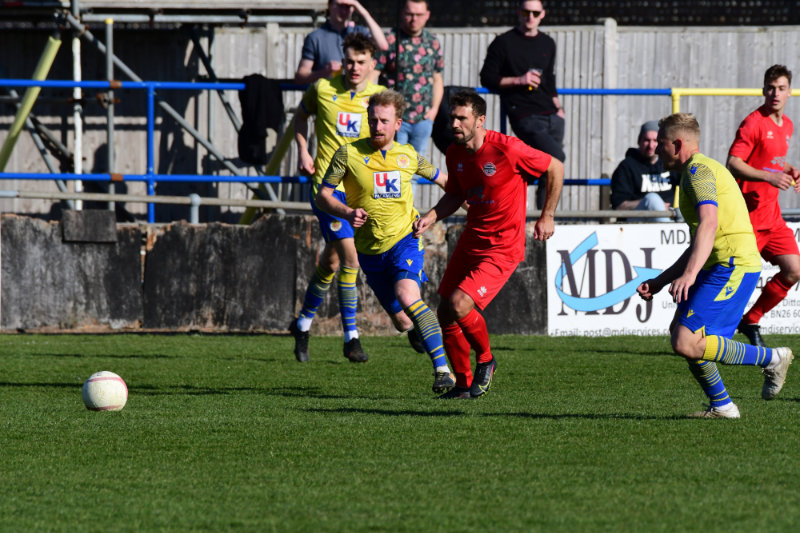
[336,112,362,138]
[373,171,401,198]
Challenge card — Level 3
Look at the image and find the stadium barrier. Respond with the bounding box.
[9,78,767,223]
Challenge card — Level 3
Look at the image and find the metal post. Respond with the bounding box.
[147,84,155,223]
[71,0,83,209]
[189,193,201,224]
[62,12,282,206]
[105,18,115,212]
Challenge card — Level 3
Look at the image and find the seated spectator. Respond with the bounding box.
[294,0,388,85]
[611,120,679,222]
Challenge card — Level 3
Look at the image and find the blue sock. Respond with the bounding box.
[299,266,334,324]
[406,299,448,369]
[338,266,359,339]
[702,335,773,366]
[688,360,732,408]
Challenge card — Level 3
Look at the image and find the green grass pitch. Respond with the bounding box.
[2,333,799,532]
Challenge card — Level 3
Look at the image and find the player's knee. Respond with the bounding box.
[783,268,800,285]
[671,335,702,360]
[449,292,474,319]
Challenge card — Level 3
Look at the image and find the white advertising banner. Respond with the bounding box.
[546,223,800,336]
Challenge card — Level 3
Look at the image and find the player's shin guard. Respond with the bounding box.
[299,265,335,324]
[742,272,793,325]
[442,322,472,388]
[688,360,732,408]
[406,300,448,369]
[702,335,773,366]
[338,265,360,340]
[456,308,492,363]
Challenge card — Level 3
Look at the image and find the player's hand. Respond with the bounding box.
[413,213,434,237]
[789,168,800,192]
[766,171,794,191]
[637,278,664,301]
[298,152,315,176]
[533,215,554,241]
[668,272,696,303]
[348,208,369,228]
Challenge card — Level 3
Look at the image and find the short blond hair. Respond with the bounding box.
[368,89,407,119]
[659,113,700,143]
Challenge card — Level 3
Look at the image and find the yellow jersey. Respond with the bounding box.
[679,153,761,271]
[300,75,385,194]
[322,138,440,255]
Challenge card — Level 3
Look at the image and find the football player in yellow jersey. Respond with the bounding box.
[637,113,793,418]
[317,89,456,394]
[290,33,386,364]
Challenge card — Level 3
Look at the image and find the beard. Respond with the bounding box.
[453,130,473,145]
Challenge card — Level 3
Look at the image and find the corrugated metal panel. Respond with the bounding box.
[4,24,800,217]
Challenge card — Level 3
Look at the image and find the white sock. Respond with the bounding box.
[344,330,359,343]
[435,365,451,374]
[297,317,312,332]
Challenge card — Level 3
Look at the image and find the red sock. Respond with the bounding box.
[442,323,472,388]
[743,272,793,324]
[457,308,492,364]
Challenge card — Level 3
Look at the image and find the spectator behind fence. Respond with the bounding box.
[374,0,443,159]
[479,0,565,209]
[294,0,388,85]
[610,120,678,222]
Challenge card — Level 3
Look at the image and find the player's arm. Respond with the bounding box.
[726,154,793,190]
[413,192,463,237]
[316,146,369,227]
[638,246,691,301]
[533,157,564,241]
[416,155,447,191]
[669,203,717,303]
[294,104,316,175]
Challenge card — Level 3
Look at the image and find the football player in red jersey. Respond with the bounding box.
[413,90,564,398]
[727,65,800,347]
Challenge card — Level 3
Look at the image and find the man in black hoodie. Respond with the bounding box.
[611,120,679,222]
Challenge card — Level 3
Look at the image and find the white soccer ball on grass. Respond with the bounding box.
[82,371,128,411]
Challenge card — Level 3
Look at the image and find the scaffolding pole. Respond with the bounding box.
[0,33,62,171]
[62,11,283,208]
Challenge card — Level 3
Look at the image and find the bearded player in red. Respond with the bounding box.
[727,64,800,347]
[413,90,564,399]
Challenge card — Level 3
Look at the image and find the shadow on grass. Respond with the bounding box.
[303,406,689,420]
[16,353,175,359]
[0,381,81,389]
[127,384,364,400]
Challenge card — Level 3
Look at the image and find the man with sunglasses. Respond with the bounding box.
[480,0,565,209]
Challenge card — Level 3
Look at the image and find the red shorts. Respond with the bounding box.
[755,219,799,263]
[438,246,519,310]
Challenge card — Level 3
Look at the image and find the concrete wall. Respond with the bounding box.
[0,213,547,334]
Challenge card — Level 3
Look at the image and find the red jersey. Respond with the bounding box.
[729,106,794,230]
[445,129,552,262]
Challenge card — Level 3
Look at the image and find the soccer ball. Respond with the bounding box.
[82,371,128,411]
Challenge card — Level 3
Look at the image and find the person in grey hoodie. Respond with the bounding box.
[611,120,679,222]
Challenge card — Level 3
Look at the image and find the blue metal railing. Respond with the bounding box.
[0,79,654,220]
